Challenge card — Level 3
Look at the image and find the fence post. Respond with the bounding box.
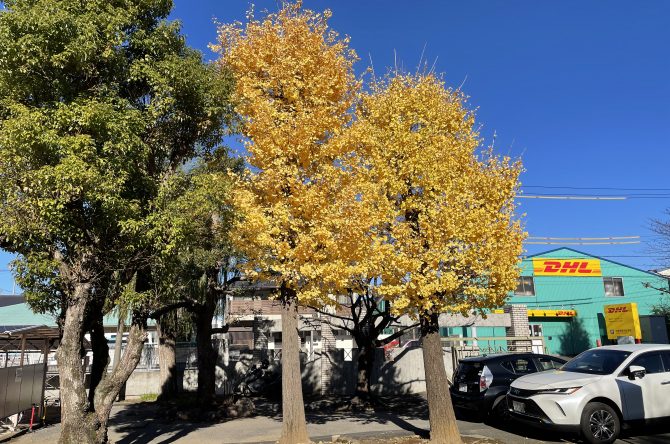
[320,320,334,395]
[451,345,458,378]
[40,339,49,423]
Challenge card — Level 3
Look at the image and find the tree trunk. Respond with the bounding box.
[93,320,147,443]
[88,313,109,410]
[421,313,461,444]
[157,318,178,401]
[352,340,375,406]
[57,284,98,444]
[278,294,310,444]
[195,301,217,405]
[112,317,125,372]
[112,316,127,401]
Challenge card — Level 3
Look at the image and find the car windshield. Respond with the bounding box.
[561,349,632,375]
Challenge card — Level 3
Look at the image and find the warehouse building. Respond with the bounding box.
[509,248,670,355]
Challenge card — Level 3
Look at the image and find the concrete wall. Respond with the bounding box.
[125,370,162,397]
[328,346,454,396]
[123,346,455,398]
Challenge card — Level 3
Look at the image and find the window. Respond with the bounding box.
[501,358,537,374]
[537,356,564,371]
[603,277,624,296]
[629,352,665,374]
[562,349,631,375]
[514,276,535,296]
[661,352,670,371]
[336,294,350,305]
[529,324,543,337]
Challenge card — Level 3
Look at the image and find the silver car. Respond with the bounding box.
[507,344,670,444]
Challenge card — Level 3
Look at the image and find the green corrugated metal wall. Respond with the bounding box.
[511,248,670,356]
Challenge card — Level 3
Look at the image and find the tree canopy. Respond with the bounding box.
[215,3,383,307]
[0,0,232,314]
[350,73,525,318]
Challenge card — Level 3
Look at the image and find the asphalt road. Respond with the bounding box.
[8,402,670,444]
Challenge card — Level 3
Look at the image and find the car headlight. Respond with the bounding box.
[536,387,581,395]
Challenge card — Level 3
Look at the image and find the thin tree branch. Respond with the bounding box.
[643,282,670,295]
[375,323,419,346]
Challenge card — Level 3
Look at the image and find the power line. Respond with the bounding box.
[528,236,639,241]
[518,195,627,200]
[523,185,670,192]
[519,192,670,200]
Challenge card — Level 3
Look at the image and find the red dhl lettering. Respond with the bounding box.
[555,310,573,316]
[542,261,595,274]
[533,258,602,276]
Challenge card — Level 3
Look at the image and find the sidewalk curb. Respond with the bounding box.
[250,430,493,444]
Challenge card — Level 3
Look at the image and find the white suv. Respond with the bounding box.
[507,344,670,444]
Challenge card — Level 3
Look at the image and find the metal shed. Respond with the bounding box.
[0,325,59,423]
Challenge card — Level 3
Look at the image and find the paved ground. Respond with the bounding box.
[7,400,670,444]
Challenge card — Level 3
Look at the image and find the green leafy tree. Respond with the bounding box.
[0,1,233,442]
[145,152,243,405]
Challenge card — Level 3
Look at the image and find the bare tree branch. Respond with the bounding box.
[149,301,193,319]
[375,323,419,346]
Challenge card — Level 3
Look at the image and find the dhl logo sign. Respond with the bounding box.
[532,258,602,276]
[527,309,576,317]
[604,303,641,339]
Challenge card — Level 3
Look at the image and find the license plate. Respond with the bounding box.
[459,383,467,393]
[512,400,525,413]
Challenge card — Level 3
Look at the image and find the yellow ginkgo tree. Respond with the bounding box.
[350,73,526,444]
[213,3,383,443]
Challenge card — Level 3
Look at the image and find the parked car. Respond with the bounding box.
[507,344,670,444]
[450,352,566,419]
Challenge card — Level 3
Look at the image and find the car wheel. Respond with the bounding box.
[580,402,620,444]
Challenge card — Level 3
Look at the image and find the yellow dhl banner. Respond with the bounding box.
[532,258,602,276]
[527,309,577,317]
[604,303,642,339]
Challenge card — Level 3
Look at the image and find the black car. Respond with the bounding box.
[450,353,567,419]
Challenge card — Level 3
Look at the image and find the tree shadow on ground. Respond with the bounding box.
[110,401,221,444]
[110,393,431,444]
[302,393,429,437]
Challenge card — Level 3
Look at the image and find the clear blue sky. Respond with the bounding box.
[1,0,669,292]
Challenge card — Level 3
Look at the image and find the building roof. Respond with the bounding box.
[0,301,57,326]
[0,295,25,308]
[0,324,61,351]
[0,296,150,328]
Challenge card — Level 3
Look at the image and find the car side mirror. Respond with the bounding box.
[628,365,646,380]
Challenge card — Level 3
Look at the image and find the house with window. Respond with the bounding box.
[508,248,670,355]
